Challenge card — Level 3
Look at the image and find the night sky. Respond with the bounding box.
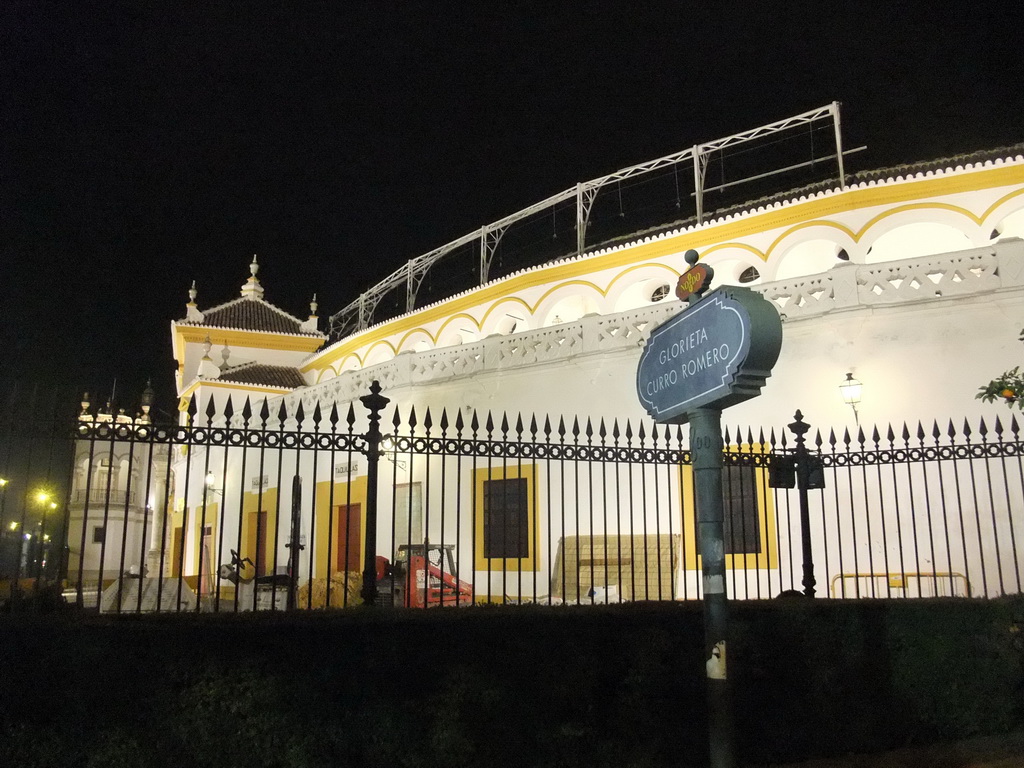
[4,2,1024,412]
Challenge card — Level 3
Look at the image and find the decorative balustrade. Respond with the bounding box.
[71,489,138,507]
[290,240,1024,412]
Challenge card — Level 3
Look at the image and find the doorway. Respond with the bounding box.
[335,504,362,573]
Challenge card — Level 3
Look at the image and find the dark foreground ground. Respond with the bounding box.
[775,731,1024,767]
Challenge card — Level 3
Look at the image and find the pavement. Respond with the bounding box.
[769,731,1024,768]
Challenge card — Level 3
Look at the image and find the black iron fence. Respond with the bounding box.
[1,383,1022,612]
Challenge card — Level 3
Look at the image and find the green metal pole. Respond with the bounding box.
[689,406,735,768]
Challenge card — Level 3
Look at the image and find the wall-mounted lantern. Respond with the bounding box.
[839,372,863,425]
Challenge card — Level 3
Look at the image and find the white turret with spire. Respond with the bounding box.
[170,256,327,420]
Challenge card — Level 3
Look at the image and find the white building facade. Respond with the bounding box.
[72,139,1024,610]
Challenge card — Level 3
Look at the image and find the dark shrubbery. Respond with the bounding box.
[0,599,1021,767]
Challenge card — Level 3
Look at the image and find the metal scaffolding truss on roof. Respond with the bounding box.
[330,102,850,340]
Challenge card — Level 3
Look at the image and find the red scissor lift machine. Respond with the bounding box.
[377,543,473,608]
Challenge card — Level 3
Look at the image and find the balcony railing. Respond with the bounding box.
[71,489,138,506]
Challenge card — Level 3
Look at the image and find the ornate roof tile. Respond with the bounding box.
[218,362,307,389]
[181,296,323,337]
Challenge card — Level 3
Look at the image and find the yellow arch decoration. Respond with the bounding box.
[479,296,534,328]
[531,279,608,310]
[699,242,768,261]
[435,312,484,341]
[338,353,363,370]
[854,202,981,242]
[604,262,682,295]
[763,220,858,262]
[315,367,337,384]
[981,187,1024,224]
[395,327,436,352]
[362,339,398,364]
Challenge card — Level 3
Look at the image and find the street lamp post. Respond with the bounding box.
[0,477,8,533]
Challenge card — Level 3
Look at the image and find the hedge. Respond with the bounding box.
[1,597,1021,767]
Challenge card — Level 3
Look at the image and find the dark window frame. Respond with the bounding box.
[482,477,530,559]
[722,462,761,555]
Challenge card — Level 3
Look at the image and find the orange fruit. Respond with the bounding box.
[1002,388,1016,399]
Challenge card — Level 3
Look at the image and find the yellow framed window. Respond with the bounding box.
[679,443,777,570]
[474,463,539,572]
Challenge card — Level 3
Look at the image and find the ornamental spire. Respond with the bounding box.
[240,254,265,300]
[301,292,320,333]
[198,335,221,379]
[185,279,204,322]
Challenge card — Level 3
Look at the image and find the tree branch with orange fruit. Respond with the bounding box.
[977,329,1024,410]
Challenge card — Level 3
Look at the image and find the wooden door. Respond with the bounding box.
[255,510,269,577]
[335,504,361,574]
[170,526,184,577]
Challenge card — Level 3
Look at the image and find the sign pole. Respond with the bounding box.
[635,248,782,768]
[690,406,735,768]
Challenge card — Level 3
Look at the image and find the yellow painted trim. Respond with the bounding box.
[178,380,292,403]
[477,296,534,328]
[980,186,1024,222]
[315,367,337,384]
[679,443,778,571]
[853,202,980,242]
[395,327,437,352]
[303,163,1024,373]
[699,242,769,261]
[172,324,185,369]
[434,312,484,340]
[532,279,608,307]
[314,477,368,577]
[763,220,859,260]
[603,262,683,294]
[175,326,325,353]
[362,339,398,363]
[474,463,539,572]
[339,353,364,370]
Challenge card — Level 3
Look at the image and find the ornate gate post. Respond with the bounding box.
[359,381,390,606]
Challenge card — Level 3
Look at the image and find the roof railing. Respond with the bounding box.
[330,103,849,340]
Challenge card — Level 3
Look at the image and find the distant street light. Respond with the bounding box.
[32,490,55,578]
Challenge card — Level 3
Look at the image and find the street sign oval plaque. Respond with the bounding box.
[636,285,782,424]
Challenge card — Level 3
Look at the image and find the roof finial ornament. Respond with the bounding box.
[185,279,204,322]
[139,380,155,424]
[301,292,321,333]
[220,343,231,370]
[241,254,265,300]
[198,335,221,379]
